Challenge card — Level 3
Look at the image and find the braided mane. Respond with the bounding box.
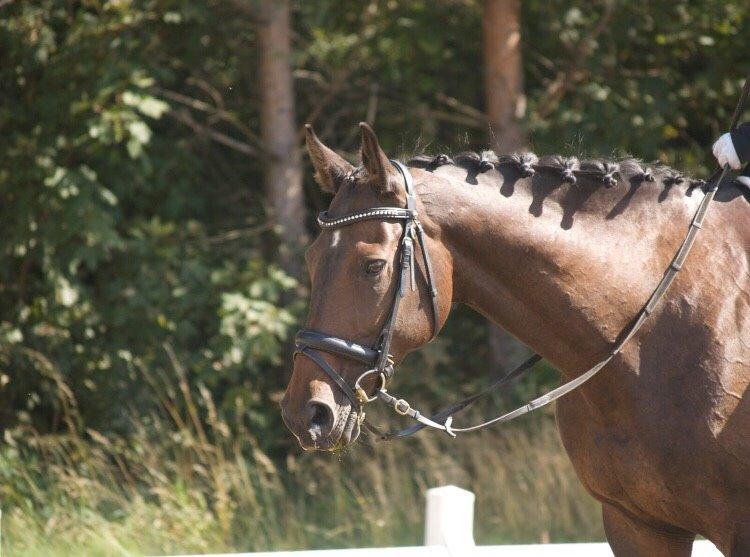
[407,151,706,193]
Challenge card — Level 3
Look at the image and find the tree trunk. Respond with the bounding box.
[483,0,529,368]
[483,0,526,152]
[257,0,308,278]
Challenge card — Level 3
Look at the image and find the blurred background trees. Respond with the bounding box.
[0,1,748,553]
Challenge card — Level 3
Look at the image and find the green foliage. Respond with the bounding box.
[524,0,749,166]
[0,0,291,442]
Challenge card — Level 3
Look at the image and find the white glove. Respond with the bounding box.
[712,132,742,170]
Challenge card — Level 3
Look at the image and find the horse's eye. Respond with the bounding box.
[365,259,386,276]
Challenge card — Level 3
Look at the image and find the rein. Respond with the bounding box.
[295,75,750,442]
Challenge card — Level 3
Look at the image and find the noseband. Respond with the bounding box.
[295,160,452,435]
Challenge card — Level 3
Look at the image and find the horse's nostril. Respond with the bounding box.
[305,400,334,440]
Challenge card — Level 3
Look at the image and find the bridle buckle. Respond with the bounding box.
[393,398,411,416]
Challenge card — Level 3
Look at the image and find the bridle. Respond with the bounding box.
[293,74,749,442]
[295,160,453,435]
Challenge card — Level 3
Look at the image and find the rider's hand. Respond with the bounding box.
[712,132,743,170]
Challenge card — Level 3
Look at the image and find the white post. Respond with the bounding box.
[424,486,476,555]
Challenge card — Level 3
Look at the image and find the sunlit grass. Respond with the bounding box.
[0,369,603,557]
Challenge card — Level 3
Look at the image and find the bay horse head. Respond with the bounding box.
[280,123,453,450]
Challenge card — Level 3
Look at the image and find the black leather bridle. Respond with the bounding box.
[293,73,749,441]
[295,160,453,435]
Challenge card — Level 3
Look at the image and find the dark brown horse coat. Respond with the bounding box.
[281,124,750,556]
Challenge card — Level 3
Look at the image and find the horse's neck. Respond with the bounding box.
[420,164,700,377]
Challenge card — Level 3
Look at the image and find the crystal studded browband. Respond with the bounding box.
[317,208,418,229]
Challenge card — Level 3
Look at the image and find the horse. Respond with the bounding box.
[280,122,750,556]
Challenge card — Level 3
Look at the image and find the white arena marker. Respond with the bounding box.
[424,485,475,554]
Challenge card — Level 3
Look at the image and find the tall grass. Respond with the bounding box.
[0,365,603,557]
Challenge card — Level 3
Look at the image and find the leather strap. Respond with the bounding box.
[378,353,542,440]
[296,347,361,408]
[414,220,440,339]
[295,330,379,366]
[392,159,441,337]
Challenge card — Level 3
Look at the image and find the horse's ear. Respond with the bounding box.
[305,124,354,194]
[359,122,401,197]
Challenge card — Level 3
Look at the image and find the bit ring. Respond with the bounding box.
[354,369,386,404]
